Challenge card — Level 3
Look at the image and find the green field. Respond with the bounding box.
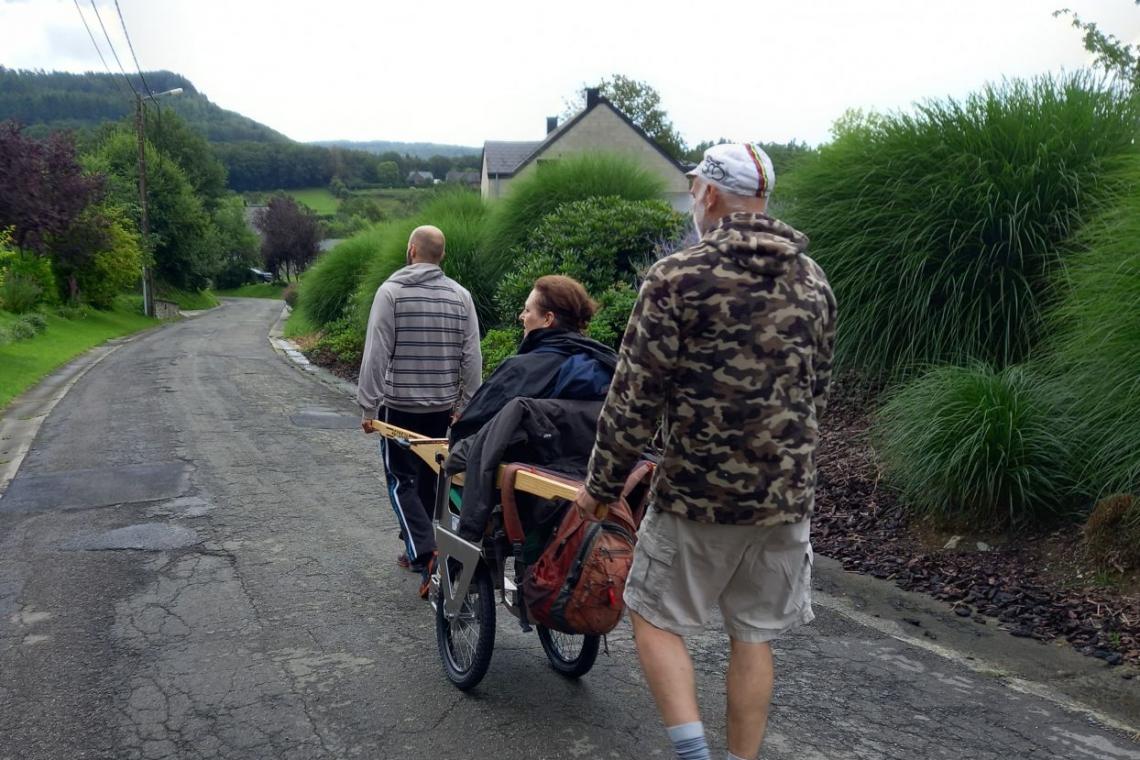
[287,188,340,216]
[0,300,158,410]
[273,187,430,220]
[216,282,286,299]
[347,187,425,218]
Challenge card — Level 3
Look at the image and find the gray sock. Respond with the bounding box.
[726,753,750,760]
[666,722,710,760]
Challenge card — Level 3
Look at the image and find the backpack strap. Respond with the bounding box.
[499,464,528,557]
[621,460,656,528]
[500,463,584,556]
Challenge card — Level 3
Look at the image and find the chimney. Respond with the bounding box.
[546,116,558,134]
[585,87,600,108]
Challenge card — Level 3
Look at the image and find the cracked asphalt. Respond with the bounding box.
[1,298,1137,760]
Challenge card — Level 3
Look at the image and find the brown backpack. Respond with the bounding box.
[501,462,654,636]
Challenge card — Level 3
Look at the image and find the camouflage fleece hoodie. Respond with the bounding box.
[584,212,837,526]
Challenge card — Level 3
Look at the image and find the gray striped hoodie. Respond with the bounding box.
[357,263,482,418]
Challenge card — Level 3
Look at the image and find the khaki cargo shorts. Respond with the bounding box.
[624,508,814,643]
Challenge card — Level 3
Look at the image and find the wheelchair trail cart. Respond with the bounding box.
[367,417,652,691]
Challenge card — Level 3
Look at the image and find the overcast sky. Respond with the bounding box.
[3,0,1138,148]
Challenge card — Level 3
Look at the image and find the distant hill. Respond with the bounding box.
[0,68,481,192]
[0,67,288,143]
[311,140,480,159]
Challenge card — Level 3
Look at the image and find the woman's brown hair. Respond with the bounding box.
[533,275,598,333]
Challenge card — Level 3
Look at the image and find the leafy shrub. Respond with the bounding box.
[586,283,639,348]
[297,229,386,327]
[492,197,685,326]
[494,252,555,326]
[0,326,9,346]
[875,364,1077,530]
[782,74,1140,379]
[56,304,89,320]
[21,312,48,334]
[525,197,685,294]
[1083,494,1140,571]
[0,275,44,314]
[314,316,365,366]
[1047,156,1140,496]
[0,241,56,312]
[482,154,665,266]
[74,219,143,309]
[481,327,521,377]
[282,282,299,308]
[9,318,38,341]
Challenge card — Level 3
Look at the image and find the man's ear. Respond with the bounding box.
[702,183,720,213]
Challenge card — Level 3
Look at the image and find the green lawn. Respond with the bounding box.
[348,187,428,218]
[287,188,340,216]
[0,299,158,410]
[251,187,428,220]
[159,288,220,310]
[216,282,286,299]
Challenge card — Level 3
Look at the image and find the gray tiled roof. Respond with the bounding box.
[483,140,543,175]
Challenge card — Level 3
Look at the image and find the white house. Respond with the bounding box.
[480,88,691,212]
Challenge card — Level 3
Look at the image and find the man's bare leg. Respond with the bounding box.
[631,612,708,758]
[631,611,700,723]
[725,638,774,760]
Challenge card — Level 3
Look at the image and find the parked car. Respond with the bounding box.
[249,268,274,283]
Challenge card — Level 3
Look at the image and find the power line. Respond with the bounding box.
[72,0,130,98]
[113,0,155,99]
[88,0,139,99]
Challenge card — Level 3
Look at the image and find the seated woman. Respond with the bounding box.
[449,275,618,444]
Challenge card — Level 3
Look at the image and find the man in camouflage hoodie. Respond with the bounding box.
[576,143,836,760]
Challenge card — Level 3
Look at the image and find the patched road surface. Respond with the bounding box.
[1,299,1136,759]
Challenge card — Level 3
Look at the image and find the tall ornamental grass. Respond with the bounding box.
[782,74,1139,379]
[1048,156,1140,496]
[481,153,665,261]
[297,225,394,328]
[875,364,1077,530]
[346,190,493,332]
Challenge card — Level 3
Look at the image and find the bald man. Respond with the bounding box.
[359,225,482,597]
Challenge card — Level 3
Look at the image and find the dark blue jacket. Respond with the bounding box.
[449,327,617,444]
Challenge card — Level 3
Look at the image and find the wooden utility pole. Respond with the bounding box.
[135,94,155,318]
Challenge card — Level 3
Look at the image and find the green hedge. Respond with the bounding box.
[482,153,666,267]
[492,196,684,330]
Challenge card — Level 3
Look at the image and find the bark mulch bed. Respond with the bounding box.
[306,342,1138,671]
[815,378,1140,670]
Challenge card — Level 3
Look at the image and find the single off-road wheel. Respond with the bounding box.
[436,564,496,690]
[536,625,600,679]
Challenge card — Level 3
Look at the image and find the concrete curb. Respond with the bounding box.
[267,304,358,402]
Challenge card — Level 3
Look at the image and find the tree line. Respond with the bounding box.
[0,106,313,309]
[1,69,480,193]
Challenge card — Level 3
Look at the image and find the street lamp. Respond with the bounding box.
[136,87,183,317]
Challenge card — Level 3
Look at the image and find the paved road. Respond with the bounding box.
[0,299,1136,760]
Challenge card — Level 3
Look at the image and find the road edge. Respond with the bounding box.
[0,326,159,498]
